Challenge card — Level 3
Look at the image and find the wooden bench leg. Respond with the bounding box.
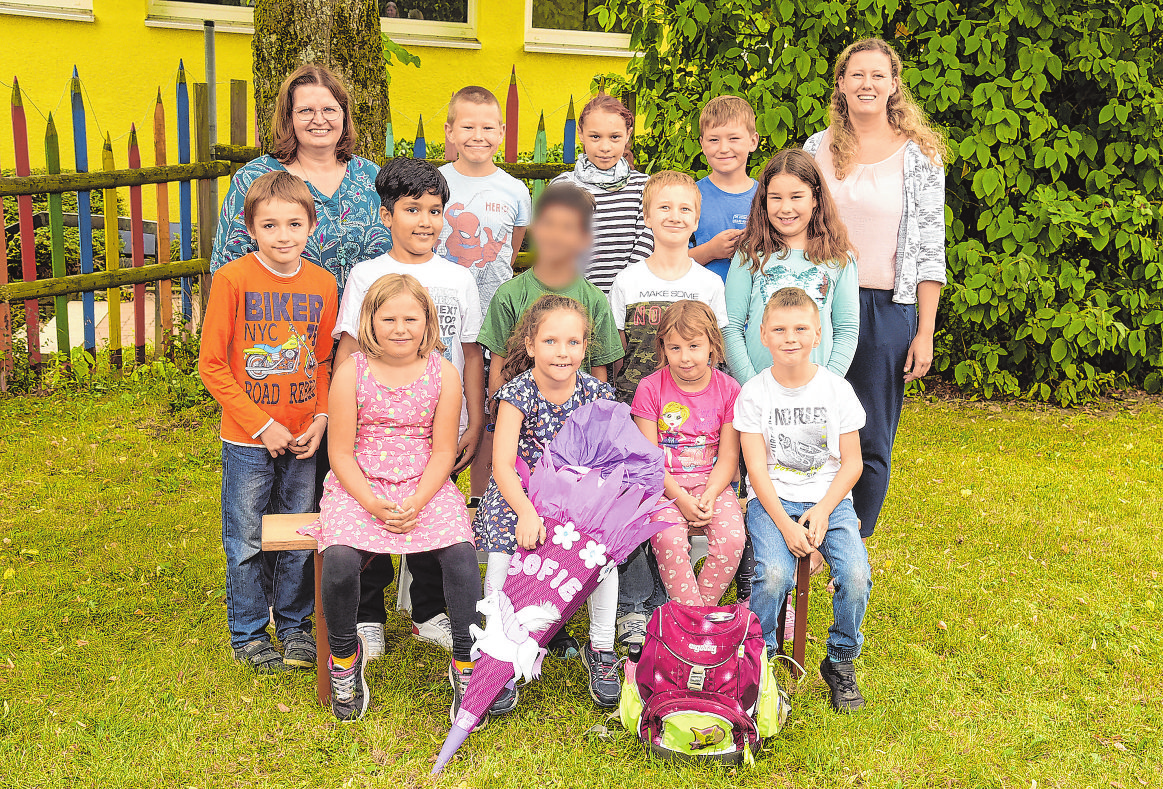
[314,549,330,707]
[790,554,810,679]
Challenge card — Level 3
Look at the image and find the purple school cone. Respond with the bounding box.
[432,402,672,774]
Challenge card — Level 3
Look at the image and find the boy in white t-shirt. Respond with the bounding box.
[333,157,484,658]
[607,170,728,647]
[734,286,871,713]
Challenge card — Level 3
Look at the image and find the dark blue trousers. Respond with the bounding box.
[846,288,917,538]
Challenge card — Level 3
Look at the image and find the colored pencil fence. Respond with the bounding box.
[1,62,599,390]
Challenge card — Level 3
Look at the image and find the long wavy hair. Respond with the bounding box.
[498,294,591,386]
[736,149,853,274]
[826,38,947,179]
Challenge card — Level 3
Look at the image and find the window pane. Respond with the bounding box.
[381,0,467,22]
[531,0,623,33]
[165,0,255,6]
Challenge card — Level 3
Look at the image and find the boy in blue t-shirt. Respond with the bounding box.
[689,96,760,283]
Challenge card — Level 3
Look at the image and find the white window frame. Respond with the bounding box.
[146,0,255,34]
[381,2,480,50]
[523,0,631,57]
[145,0,481,47]
[0,0,93,23]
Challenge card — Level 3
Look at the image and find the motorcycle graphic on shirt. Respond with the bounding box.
[243,324,317,381]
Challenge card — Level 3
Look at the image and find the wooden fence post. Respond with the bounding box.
[413,116,426,159]
[564,96,576,165]
[71,66,96,357]
[11,77,40,370]
[0,144,10,389]
[128,125,146,365]
[194,81,215,326]
[532,111,547,202]
[505,66,518,163]
[45,113,70,358]
[229,79,247,175]
[384,92,394,161]
[154,89,172,358]
[102,133,122,371]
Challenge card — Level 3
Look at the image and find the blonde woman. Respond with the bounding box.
[804,38,947,539]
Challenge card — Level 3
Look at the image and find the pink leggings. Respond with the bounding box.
[649,473,746,606]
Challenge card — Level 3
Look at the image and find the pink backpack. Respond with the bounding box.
[619,600,789,764]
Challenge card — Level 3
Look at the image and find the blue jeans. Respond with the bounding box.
[747,497,871,662]
[220,443,316,649]
[616,542,667,617]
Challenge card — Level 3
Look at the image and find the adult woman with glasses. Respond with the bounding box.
[211,63,390,291]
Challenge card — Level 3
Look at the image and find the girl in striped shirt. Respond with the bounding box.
[551,93,653,294]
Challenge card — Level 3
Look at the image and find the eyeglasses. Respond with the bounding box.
[293,107,342,122]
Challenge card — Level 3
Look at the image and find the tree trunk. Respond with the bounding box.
[252,0,388,162]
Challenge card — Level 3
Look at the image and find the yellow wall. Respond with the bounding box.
[0,0,630,179]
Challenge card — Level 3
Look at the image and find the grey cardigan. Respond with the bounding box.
[804,130,947,304]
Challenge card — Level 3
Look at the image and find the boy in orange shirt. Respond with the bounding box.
[199,171,338,673]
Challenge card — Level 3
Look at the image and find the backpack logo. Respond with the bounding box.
[689,642,718,653]
[689,724,726,750]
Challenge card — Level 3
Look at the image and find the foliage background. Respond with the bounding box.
[599,0,1163,404]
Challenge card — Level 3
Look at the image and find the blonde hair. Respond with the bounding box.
[642,170,701,218]
[654,300,726,369]
[657,401,691,432]
[761,286,821,324]
[498,294,591,386]
[243,171,317,232]
[357,274,445,359]
[737,149,854,273]
[269,64,358,164]
[699,95,756,136]
[447,85,502,125]
[827,38,947,179]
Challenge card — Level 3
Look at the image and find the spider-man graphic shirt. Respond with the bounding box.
[436,164,532,313]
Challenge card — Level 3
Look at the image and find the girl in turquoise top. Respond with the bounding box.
[724,148,859,383]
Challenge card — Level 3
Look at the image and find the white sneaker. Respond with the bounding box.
[615,612,648,648]
[356,622,385,661]
[412,613,454,652]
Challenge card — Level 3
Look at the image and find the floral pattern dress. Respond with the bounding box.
[473,370,614,553]
[210,155,391,297]
[305,351,472,554]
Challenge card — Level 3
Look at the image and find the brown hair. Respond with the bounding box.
[761,286,821,324]
[242,171,317,232]
[642,170,701,218]
[534,182,596,229]
[447,85,502,125]
[498,294,590,386]
[699,95,757,136]
[827,38,947,179]
[654,300,726,369]
[736,148,853,274]
[357,274,445,359]
[269,64,358,164]
[578,92,635,167]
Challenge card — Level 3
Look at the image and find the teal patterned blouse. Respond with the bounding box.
[210,155,391,297]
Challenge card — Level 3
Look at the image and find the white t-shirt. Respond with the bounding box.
[335,252,483,433]
[436,164,532,313]
[733,366,866,504]
[608,259,728,403]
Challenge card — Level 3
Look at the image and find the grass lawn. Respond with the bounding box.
[0,386,1160,788]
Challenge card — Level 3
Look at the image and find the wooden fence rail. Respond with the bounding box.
[1,62,588,390]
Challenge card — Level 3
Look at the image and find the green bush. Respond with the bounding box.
[599,0,1163,404]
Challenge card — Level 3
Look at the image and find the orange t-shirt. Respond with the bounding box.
[198,253,338,445]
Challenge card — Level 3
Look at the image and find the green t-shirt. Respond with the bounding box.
[477,268,624,372]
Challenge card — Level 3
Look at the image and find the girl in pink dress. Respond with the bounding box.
[311,273,481,723]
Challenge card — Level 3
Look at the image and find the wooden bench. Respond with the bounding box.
[260,504,812,706]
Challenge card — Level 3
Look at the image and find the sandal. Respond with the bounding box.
[233,639,289,674]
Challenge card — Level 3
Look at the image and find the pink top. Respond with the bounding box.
[631,368,740,476]
[815,133,906,291]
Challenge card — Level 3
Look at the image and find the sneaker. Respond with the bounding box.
[488,678,519,716]
[615,612,647,649]
[547,629,580,660]
[357,622,386,661]
[581,642,622,708]
[448,662,488,730]
[281,631,317,669]
[819,658,865,712]
[413,613,454,652]
[233,639,288,674]
[329,638,370,722]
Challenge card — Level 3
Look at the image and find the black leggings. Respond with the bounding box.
[322,542,481,662]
